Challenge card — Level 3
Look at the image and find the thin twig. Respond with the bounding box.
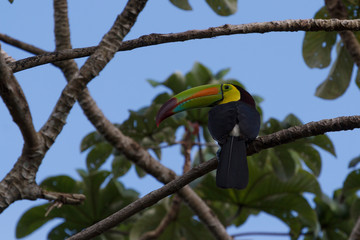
[4,18,360,72]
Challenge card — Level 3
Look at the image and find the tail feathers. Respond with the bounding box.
[216,136,248,189]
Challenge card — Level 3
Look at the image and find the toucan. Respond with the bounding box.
[156,83,260,189]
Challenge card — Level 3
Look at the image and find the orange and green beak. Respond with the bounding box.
[156,84,224,126]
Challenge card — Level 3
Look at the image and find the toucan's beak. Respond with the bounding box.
[156,84,223,126]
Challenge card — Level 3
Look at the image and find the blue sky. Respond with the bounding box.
[0,0,359,239]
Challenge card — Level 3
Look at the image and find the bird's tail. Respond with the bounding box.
[216,136,248,189]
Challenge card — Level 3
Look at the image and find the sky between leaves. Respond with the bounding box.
[0,0,359,239]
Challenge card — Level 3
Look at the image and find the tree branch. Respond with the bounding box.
[0,45,39,149]
[248,115,360,155]
[68,115,360,240]
[4,18,360,73]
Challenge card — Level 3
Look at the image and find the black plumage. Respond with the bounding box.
[208,100,260,189]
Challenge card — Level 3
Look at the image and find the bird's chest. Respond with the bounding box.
[229,124,241,137]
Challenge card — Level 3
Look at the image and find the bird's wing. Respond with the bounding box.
[236,101,260,140]
[208,102,238,144]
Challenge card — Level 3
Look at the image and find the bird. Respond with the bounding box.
[156,83,260,189]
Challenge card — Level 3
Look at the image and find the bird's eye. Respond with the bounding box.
[224,85,230,90]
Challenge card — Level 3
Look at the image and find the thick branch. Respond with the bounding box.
[0,45,39,148]
[4,18,360,73]
[68,115,360,240]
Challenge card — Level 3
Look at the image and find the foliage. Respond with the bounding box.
[129,198,215,240]
[16,169,139,239]
[302,2,360,99]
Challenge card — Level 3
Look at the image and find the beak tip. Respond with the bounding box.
[156,98,177,127]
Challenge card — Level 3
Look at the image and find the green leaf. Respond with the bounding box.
[47,222,82,240]
[310,134,336,156]
[40,175,77,193]
[299,146,321,177]
[343,169,360,196]
[269,147,296,181]
[186,62,213,87]
[303,30,337,69]
[205,0,237,16]
[86,142,113,171]
[80,131,104,152]
[135,165,147,178]
[261,194,319,229]
[147,79,161,87]
[348,155,360,168]
[112,155,132,178]
[281,114,303,128]
[8,0,14,3]
[169,0,192,10]
[130,199,214,240]
[302,7,336,69]
[214,67,231,79]
[356,68,360,90]
[315,44,354,99]
[163,72,187,94]
[16,204,53,238]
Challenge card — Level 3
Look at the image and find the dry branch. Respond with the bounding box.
[4,18,360,73]
[68,115,360,240]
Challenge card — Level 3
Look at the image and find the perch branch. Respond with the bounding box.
[68,115,360,240]
[4,18,360,72]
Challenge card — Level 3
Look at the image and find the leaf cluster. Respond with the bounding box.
[16,169,139,239]
[302,1,360,99]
